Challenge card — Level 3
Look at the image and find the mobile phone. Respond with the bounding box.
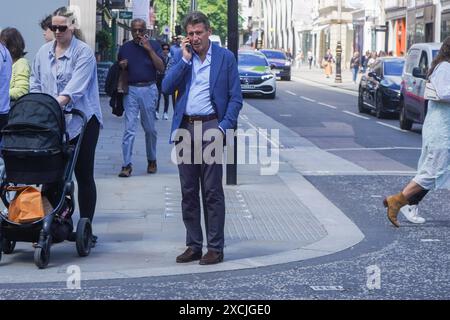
[139,33,149,46]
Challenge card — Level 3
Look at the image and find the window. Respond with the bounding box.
[418,50,428,75]
[405,49,420,74]
[384,61,405,76]
[260,50,287,60]
[238,54,268,66]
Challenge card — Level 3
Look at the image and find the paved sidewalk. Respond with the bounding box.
[292,65,361,92]
[0,97,364,283]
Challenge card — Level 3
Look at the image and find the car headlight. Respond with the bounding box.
[285,61,291,66]
[261,74,274,80]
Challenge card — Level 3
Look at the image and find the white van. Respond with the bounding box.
[209,35,222,47]
[400,43,441,130]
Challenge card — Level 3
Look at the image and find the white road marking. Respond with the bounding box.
[342,110,370,120]
[292,76,359,97]
[285,90,297,96]
[279,114,292,117]
[376,121,408,132]
[420,239,441,242]
[300,96,316,103]
[325,147,421,152]
[241,117,282,149]
[318,102,337,109]
[310,286,345,291]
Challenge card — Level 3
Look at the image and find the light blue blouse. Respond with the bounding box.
[414,61,450,189]
[30,37,103,139]
[0,44,12,114]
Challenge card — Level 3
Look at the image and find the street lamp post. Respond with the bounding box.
[335,0,342,83]
[227,0,239,185]
[190,0,197,12]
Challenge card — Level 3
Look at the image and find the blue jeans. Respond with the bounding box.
[122,84,158,167]
[352,67,359,82]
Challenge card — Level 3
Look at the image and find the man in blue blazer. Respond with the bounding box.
[162,11,243,265]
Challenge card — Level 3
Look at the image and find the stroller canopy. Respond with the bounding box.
[1,93,66,154]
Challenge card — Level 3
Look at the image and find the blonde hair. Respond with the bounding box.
[52,6,85,42]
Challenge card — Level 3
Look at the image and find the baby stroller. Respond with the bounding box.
[0,93,92,269]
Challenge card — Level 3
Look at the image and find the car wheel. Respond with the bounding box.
[282,76,291,81]
[399,98,413,130]
[358,87,369,114]
[267,90,276,99]
[376,92,386,119]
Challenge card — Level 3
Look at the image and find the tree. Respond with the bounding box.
[197,1,228,43]
[154,0,242,44]
[96,29,112,61]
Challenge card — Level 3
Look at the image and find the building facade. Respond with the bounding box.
[385,0,407,56]
[247,0,296,54]
[312,0,362,69]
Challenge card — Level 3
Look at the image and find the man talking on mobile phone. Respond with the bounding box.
[162,11,243,265]
[117,18,164,178]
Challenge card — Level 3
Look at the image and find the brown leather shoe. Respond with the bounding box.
[176,247,202,263]
[147,160,157,174]
[118,165,132,178]
[199,250,224,265]
[383,192,408,228]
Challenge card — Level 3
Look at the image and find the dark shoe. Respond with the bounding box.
[199,250,223,265]
[176,247,202,263]
[147,160,157,174]
[119,164,132,177]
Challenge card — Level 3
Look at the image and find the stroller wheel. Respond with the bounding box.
[34,235,52,269]
[76,218,92,257]
[2,239,16,254]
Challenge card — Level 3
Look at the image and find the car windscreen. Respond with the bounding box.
[384,61,404,76]
[261,51,287,60]
[239,54,268,66]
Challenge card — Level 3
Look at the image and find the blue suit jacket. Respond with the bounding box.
[162,43,243,141]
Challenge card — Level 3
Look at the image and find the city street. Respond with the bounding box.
[0,72,448,301]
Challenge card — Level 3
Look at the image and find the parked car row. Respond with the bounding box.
[358,42,442,131]
[237,48,292,99]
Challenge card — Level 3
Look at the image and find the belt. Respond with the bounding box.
[129,81,156,87]
[183,113,217,124]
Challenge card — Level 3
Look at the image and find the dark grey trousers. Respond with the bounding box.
[177,118,225,253]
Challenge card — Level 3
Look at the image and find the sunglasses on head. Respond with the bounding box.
[49,25,68,32]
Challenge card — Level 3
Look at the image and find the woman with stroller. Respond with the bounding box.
[30,6,103,244]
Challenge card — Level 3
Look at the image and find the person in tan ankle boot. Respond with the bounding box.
[384,37,450,227]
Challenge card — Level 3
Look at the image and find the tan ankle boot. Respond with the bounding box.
[383,192,408,228]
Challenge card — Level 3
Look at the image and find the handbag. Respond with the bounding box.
[7,186,46,224]
[424,80,440,101]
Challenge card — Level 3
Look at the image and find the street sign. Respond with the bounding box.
[162,25,170,35]
[119,11,133,20]
[374,25,387,32]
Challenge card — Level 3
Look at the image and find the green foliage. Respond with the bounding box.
[154,0,242,43]
[96,29,112,51]
[197,0,228,43]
